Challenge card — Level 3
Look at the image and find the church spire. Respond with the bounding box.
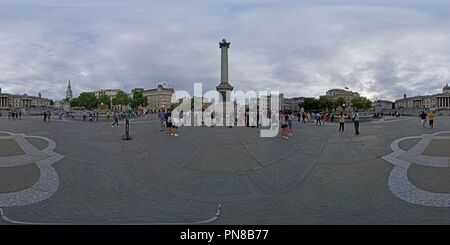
[66,80,73,100]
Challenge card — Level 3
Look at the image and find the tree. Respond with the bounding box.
[318,96,333,111]
[351,97,372,111]
[130,88,148,110]
[98,94,110,108]
[112,90,130,109]
[299,98,319,112]
[77,92,98,109]
[363,98,372,111]
[70,98,79,107]
[335,97,346,110]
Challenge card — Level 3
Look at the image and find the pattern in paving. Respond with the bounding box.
[1,115,450,224]
[0,131,64,207]
[383,131,450,207]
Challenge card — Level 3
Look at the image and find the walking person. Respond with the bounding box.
[43,111,47,122]
[419,111,427,128]
[19,110,22,120]
[316,112,322,126]
[339,112,345,132]
[47,111,51,121]
[353,110,360,135]
[428,110,435,129]
[111,110,119,127]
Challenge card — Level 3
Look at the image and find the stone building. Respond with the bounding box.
[92,89,120,99]
[143,84,174,111]
[0,88,51,110]
[325,88,360,105]
[395,83,450,111]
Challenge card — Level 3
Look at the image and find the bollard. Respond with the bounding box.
[121,118,133,140]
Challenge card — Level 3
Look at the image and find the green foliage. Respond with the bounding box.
[112,90,130,107]
[76,92,98,109]
[299,98,319,112]
[318,96,333,111]
[70,98,79,107]
[351,97,372,111]
[98,94,110,108]
[335,97,346,109]
[130,88,148,110]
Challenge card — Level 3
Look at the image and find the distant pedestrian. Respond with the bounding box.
[316,112,322,126]
[158,108,166,132]
[419,111,427,128]
[19,111,22,120]
[43,111,47,122]
[428,111,435,129]
[353,110,360,135]
[339,112,345,132]
[287,112,293,136]
[111,110,119,127]
[281,113,289,139]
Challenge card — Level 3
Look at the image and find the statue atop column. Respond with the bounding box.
[216,39,233,100]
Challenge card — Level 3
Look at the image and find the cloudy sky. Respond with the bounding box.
[1,0,450,101]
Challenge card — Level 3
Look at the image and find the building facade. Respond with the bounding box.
[325,89,360,105]
[0,88,51,110]
[395,84,450,111]
[143,84,174,111]
[373,100,395,114]
[283,97,306,112]
[92,89,120,99]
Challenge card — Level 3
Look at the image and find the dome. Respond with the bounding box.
[444,83,450,93]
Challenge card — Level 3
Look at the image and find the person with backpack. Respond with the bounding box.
[419,111,427,128]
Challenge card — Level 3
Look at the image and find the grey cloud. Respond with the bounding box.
[0,0,450,102]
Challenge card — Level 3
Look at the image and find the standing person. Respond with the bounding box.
[281,113,289,139]
[339,112,345,132]
[43,111,47,122]
[19,110,22,120]
[353,110,360,135]
[165,109,172,135]
[288,112,294,136]
[428,110,435,129]
[419,111,427,128]
[111,110,119,127]
[158,108,166,132]
[12,110,15,120]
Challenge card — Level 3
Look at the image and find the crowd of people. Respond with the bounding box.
[6,109,22,120]
[157,108,179,136]
[278,110,362,139]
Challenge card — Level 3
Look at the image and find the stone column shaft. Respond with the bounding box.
[221,47,228,84]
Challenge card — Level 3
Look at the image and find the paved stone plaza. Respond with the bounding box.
[1,115,450,224]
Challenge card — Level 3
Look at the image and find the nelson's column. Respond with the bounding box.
[216,39,234,126]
